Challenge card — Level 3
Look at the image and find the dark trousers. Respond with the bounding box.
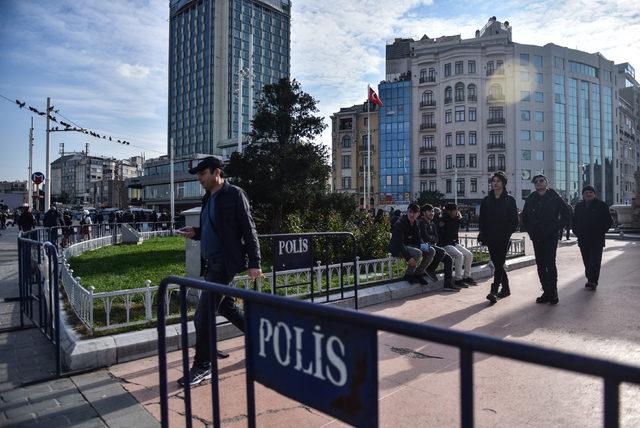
[487,240,510,286]
[532,239,559,295]
[579,243,604,285]
[426,245,453,283]
[193,258,245,367]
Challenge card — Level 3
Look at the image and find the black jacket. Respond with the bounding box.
[18,211,36,231]
[479,190,519,245]
[43,209,63,228]
[572,199,612,247]
[437,214,461,247]
[192,180,261,277]
[521,188,572,241]
[419,218,439,245]
[388,215,423,259]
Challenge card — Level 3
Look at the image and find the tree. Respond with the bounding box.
[225,78,329,233]
[417,189,446,208]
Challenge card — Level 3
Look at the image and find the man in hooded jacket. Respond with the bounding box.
[522,174,572,304]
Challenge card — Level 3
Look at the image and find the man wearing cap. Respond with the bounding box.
[572,185,613,290]
[177,156,261,386]
[522,174,572,304]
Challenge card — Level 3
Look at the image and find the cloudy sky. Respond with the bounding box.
[1,0,639,181]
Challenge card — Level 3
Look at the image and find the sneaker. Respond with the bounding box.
[486,293,498,304]
[585,282,597,290]
[455,279,469,288]
[443,282,461,292]
[425,271,439,282]
[535,293,559,305]
[403,274,417,284]
[414,275,429,285]
[177,364,212,387]
[462,277,477,285]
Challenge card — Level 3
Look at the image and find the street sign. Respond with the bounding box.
[32,172,45,185]
[246,300,378,427]
[272,235,314,270]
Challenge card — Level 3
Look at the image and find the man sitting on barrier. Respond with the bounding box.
[438,203,477,288]
[418,204,460,292]
[177,156,262,387]
[388,203,436,285]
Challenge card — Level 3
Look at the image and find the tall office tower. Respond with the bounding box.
[615,63,639,205]
[168,0,291,158]
[384,17,620,208]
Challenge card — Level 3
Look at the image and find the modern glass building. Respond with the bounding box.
[378,79,412,206]
[168,0,291,158]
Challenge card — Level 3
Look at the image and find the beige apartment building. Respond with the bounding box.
[330,102,380,208]
[616,63,640,205]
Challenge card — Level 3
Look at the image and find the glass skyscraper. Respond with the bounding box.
[168,0,291,158]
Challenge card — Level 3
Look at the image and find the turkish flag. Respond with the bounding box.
[368,87,383,107]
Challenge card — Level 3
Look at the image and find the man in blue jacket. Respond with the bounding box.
[178,156,262,386]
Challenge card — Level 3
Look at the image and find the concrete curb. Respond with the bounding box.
[60,255,537,371]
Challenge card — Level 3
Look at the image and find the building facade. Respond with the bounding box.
[0,181,27,210]
[330,102,380,208]
[384,17,620,208]
[616,62,639,205]
[168,0,291,159]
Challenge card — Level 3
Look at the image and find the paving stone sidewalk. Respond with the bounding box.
[0,228,158,427]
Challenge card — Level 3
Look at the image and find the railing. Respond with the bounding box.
[419,76,436,83]
[487,94,506,102]
[420,123,436,130]
[487,142,506,149]
[468,95,477,101]
[358,144,375,153]
[419,100,436,108]
[487,117,506,125]
[487,165,506,172]
[420,168,437,175]
[444,97,452,104]
[419,146,437,154]
[455,96,465,102]
[157,267,639,428]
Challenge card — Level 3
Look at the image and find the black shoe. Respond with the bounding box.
[536,293,559,304]
[414,275,430,285]
[496,284,511,298]
[403,274,417,284]
[443,281,461,292]
[486,293,497,304]
[177,364,212,387]
[425,271,439,282]
[455,279,469,288]
[585,282,597,290]
[462,277,477,285]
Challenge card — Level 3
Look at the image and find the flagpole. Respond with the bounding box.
[366,86,371,213]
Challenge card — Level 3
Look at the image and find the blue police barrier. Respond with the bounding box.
[157,275,640,428]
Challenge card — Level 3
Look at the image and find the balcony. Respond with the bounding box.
[457,191,465,197]
[468,95,477,102]
[420,168,437,175]
[358,145,375,153]
[487,94,506,103]
[486,69,505,77]
[487,142,506,150]
[419,76,436,84]
[358,166,376,174]
[338,125,353,131]
[455,96,465,103]
[419,100,436,109]
[419,146,437,154]
[487,117,506,126]
[444,97,452,104]
[487,165,506,172]
[420,123,436,131]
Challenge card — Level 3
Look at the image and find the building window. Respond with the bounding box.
[445,109,452,123]
[535,111,544,122]
[469,108,476,121]
[421,90,434,103]
[444,86,452,103]
[535,131,544,142]
[429,158,436,170]
[456,154,465,168]
[536,73,543,84]
[490,132,503,145]
[446,179,452,193]
[554,56,564,69]
[422,135,435,149]
[535,91,544,103]
[498,154,505,170]
[341,136,351,149]
[420,181,428,192]
[364,117,368,126]
[522,150,532,160]
[488,155,496,168]
[341,177,351,189]
[420,158,428,171]
[342,155,351,168]
[468,60,476,74]
[429,180,436,191]
[489,84,503,99]
[470,178,478,192]
[445,133,452,146]
[469,131,477,145]
[521,71,530,82]
[456,132,465,146]
[429,67,436,80]
[521,91,531,102]
[520,130,531,141]
[386,175,392,185]
[533,55,543,68]
[467,84,477,100]
[457,178,465,195]
[486,61,494,76]
[469,154,477,168]
[444,63,451,77]
[536,150,544,161]
[398,175,404,185]
[496,60,504,72]
[445,155,452,169]
[521,110,531,121]
[420,68,427,80]
[455,61,463,75]
[489,107,504,119]
[455,82,465,101]
[455,106,465,122]
[520,53,530,64]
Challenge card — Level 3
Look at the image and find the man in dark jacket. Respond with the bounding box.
[178,156,261,386]
[389,203,436,285]
[572,185,613,290]
[438,203,477,287]
[43,204,64,246]
[419,204,459,291]
[18,205,36,232]
[522,174,572,304]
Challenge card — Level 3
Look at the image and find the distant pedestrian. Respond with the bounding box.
[479,172,519,304]
[80,210,92,240]
[419,204,459,291]
[62,210,73,247]
[389,203,436,285]
[43,204,64,246]
[18,205,36,232]
[177,156,261,387]
[438,203,477,288]
[522,175,572,304]
[572,186,613,290]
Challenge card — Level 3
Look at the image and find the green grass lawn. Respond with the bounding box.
[69,236,187,292]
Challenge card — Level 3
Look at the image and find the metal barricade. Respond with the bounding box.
[17,237,61,376]
[157,276,640,428]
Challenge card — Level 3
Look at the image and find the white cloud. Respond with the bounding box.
[117,63,151,80]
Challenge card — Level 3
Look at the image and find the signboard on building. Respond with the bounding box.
[31,172,45,185]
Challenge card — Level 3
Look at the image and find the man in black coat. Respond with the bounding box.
[178,156,261,387]
[43,204,64,246]
[388,203,436,285]
[418,204,459,291]
[572,185,613,290]
[522,174,572,304]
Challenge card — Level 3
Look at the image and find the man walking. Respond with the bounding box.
[43,204,64,246]
[419,204,459,291]
[522,175,572,304]
[389,203,436,285]
[177,156,261,386]
[572,185,613,290]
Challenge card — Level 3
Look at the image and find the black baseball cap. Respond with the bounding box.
[188,156,223,174]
